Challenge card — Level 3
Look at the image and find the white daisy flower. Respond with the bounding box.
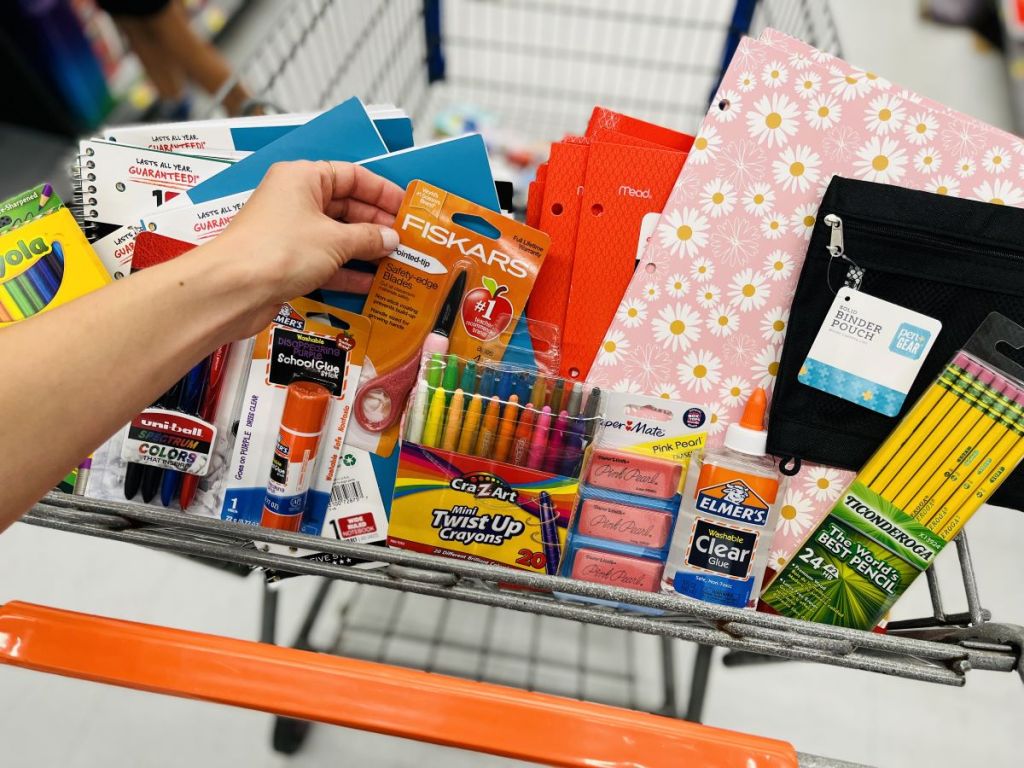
[719,375,752,406]
[762,61,788,88]
[761,307,789,343]
[714,89,742,123]
[790,204,818,240]
[704,402,726,436]
[929,175,960,197]
[772,144,821,193]
[657,207,709,258]
[905,112,938,145]
[913,146,942,175]
[789,51,812,70]
[973,179,1024,206]
[642,282,661,301]
[764,249,795,281]
[805,95,842,130]
[743,182,775,214]
[943,118,981,157]
[955,157,976,178]
[677,350,723,394]
[806,466,844,502]
[770,548,791,572]
[824,125,860,160]
[854,136,908,184]
[690,257,715,283]
[864,93,904,135]
[761,211,787,240]
[707,303,740,337]
[728,268,769,312]
[597,329,630,367]
[616,297,648,328]
[829,67,871,101]
[651,303,702,352]
[625,344,670,391]
[700,177,736,218]
[696,283,722,308]
[726,333,757,366]
[665,273,688,298]
[811,47,835,64]
[861,69,892,89]
[612,378,643,395]
[793,70,821,99]
[983,146,1011,175]
[721,140,767,188]
[712,218,758,266]
[776,488,815,538]
[653,383,681,401]
[737,70,757,92]
[689,124,722,165]
[746,92,799,148]
[753,345,782,389]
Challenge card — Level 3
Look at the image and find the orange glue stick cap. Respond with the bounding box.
[726,387,768,456]
[282,380,331,433]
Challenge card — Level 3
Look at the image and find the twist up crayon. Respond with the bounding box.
[566,382,584,417]
[559,417,588,477]
[538,491,561,575]
[459,360,478,395]
[549,379,565,414]
[526,406,553,470]
[405,378,430,444]
[475,396,502,456]
[478,366,497,398]
[441,355,460,407]
[425,353,444,397]
[493,394,520,462]
[513,371,533,405]
[441,388,465,452]
[582,387,602,443]
[496,370,515,404]
[544,411,571,473]
[421,385,447,448]
[457,394,484,455]
[511,404,537,466]
[530,375,547,409]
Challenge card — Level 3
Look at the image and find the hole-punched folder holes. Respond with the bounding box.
[550,202,564,216]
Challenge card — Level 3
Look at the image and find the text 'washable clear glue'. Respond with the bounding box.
[662,388,782,608]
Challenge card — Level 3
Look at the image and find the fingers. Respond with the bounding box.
[325,197,397,226]
[325,162,404,215]
[332,220,400,263]
[320,267,376,294]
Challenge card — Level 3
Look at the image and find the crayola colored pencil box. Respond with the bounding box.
[761,314,1024,629]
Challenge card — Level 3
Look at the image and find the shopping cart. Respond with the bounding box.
[8,2,1023,767]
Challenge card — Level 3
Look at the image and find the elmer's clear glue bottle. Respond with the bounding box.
[663,388,781,608]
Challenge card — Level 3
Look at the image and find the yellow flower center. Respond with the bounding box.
[878,108,892,121]
[803,215,815,227]
[627,308,638,317]
[659,392,671,400]
[669,320,686,335]
[765,112,782,129]
[994,155,1003,165]
[872,155,889,171]
[923,156,933,165]
[704,291,714,300]
[603,340,616,353]
[768,361,779,376]
[781,504,797,520]
[695,137,708,150]
[677,225,693,240]
[718,315,729,326]
[774,260,785,271]
[674,281,683,290]
[845,75,858,85]
[817,106,829,118]
[962,163,970,171]
[937,185,948,195]
[698,265,707,273]
[730,387,741,397]
[916,122,927,134]
[803,79,813,89]
[816,478,830,489]
[694,365,708,378]
[790,161,805,176]
[771,69,780,79]
[712,192,725,204]
[753,193,765,204]
[773,319,785,332]
[770,220,780,230]
[742,284,756,297]
[992,197,1005,205]
[866,72,878,80]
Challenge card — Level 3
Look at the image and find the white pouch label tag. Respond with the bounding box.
[798,288,941,416]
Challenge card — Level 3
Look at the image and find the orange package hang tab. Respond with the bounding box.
[347,180,550,458]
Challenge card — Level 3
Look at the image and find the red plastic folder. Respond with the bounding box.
[526,162,547,229]
[130,232,195,271]
[587,106,694,152]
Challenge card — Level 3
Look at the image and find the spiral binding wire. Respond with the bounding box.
[70,145,98,240]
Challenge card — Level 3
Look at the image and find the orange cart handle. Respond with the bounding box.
[0,601,797,768]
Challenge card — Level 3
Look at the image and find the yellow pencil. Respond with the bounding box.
[475,396,501,456]
[421,385,447,448]
[493,394,520,463]
[441,388,465,452]
[457,394,484,455]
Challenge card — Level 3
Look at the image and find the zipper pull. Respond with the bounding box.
[824,213,844,258]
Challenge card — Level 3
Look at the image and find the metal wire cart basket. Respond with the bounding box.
[10,2,1023,767]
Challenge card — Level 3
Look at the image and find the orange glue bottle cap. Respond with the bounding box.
[725,387,768,456]
[282,380,331,434]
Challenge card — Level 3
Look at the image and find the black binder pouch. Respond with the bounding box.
[769,176,1024,509]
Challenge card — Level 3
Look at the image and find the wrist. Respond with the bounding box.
[185,236,273,344]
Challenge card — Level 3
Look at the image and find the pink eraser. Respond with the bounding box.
[577,498,674,548]
[570,548,663,592]
[585,448,682,499]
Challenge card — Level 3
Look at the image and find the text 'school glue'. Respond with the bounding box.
[260,380,331,531]
[663,389,781,608]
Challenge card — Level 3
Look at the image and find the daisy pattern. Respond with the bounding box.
[760,307,789,343]
[776,488,815,538]
[913,146,941,174]
[929,175,960,196]
[853,136,907,184]
[743,182,775,214]
[790,204,818,240]
[721,140,767,188]
[706,304,739,337]
[690,257,714,283]
[864,93,904,135]
[657,208,709,258]
[703,402,726,436]
[653,383,681,401]
[861,69,892,89]
[983,146,1011,175]
[789,50,812,70]
[762,61,788,88]
[677,350,723,394]
[616,297,647,328]
[612,378,642,395]
[725,333,757,366]
[665,273,688,298]
[688,124,722,165]
[737,70,757,92]
[700,178,736,218]
[769,548,791,572]
[719,375,752,406]
[764,249,794,281]
[829,67,871,101]
[942,117,981,157]
[597,329,630,366]
[974,179,1024,206]
[805,466,843,502]
[955,156,976,178]
[728,269,769,312]
[905,112,938,145]
[823,125,860,160]
[760,211,787,240]
[651,303,702,352]
[793,70,820,99]
[714,89,742,123]
[747,93,800,148]
[625,344,670,391]
[772,144,821,193]
[696,283,722,308]
[712,218,757,266]
[753,344,781,389]
[805,95,842,130]
[642,282,660,301]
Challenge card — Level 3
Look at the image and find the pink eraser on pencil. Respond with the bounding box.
[577,498,674,548]
[570,548,663,592]
[585,448,682,499]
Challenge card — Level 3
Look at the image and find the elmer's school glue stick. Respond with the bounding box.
[261,380,331,531]
[663,388,782,608]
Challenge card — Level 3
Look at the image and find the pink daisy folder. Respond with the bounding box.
[587,28,1024,572]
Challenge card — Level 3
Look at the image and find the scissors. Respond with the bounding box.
[354,270,467,432]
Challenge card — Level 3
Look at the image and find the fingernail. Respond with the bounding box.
[379,226,399,252]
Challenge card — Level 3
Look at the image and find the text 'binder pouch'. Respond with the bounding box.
[770,175,1024,510]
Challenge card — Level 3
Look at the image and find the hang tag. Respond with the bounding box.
[799,288,941,416]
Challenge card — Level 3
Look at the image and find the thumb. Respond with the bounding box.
[334,221,400,263]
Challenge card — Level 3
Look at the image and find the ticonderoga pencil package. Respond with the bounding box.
[761,313,1024,629]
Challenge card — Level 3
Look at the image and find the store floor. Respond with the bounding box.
[2,1,1023,766]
